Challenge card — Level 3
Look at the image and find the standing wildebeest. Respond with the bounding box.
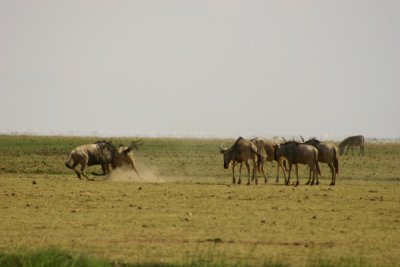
[339,135,365,156]
[304,138,339,185]
[273,141,321,186]
[250,137,287,183]
[65,140,142,180]
[219,137,258,185]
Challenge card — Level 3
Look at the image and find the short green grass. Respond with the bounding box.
[0,135,399,267]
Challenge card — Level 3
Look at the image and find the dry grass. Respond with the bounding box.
[0,135,400,266]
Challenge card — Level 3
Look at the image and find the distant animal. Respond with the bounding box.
[303,138,339,185]
[339,135,365,156]
[273,141,321,186]
[250,137,287,183]
[219,137,258,185]
[65,140,142,180]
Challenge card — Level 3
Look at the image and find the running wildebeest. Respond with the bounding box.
[250,137,287,183]
[219,137,258,185]
[273,141,321,186]
[339,135,365,156]
[65,140,142,180]
[303,138,339,185]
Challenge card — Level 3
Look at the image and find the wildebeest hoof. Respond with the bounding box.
[316,181,320,185]
[330,182,335,186]
[247,182,250,185]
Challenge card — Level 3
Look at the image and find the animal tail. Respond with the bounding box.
[316,161,321,176]
[256,154,262,172]
[333,147,339,175]
[250,143,262,172]
[314,150,321,175]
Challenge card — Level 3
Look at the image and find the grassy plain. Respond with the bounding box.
[0,135,400,266]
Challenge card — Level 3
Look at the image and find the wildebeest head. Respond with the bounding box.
[219,144,231,169]
[338,145,345,155]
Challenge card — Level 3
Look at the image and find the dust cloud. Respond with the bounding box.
[108,166,165,183]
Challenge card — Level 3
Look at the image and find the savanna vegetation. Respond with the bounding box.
[0,135,399,267]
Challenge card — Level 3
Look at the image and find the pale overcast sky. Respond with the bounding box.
[1,1,399,139]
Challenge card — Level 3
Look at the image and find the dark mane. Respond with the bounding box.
[305,138,321,144]
[233,136,245,145]
[95,140,116,150]
[280,140,300,146]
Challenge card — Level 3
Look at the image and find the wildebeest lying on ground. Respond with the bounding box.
[339,135,365,156]
[303,137,339,185]
[219,137,258,185]
[65,140,142,180]
[250,137,288,183]
[273,141,321,186]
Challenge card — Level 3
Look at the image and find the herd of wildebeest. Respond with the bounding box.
[65,135,366,186]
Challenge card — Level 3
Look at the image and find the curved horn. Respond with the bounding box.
[219,144,227,152]
[130,139,143,149]
[282,137,287,142]
[300,136,305,142]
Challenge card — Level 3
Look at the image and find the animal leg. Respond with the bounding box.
[295,164,299,186]
[286,163,292,185]
[328,162,335,186]
[276,164,280,183]
[131,166,141,177]
[281,162,288,184]
[232,161,236,184]
[345,146,350,155]
[245,161,251,185]
[252,158,258,185]
[360,144,364,156]
[311,161,320,185]
[306,168,311,185]
[309,164,315,186]
[80,163,90,180]
[92,164,107,176]
[238,162,243,185]
[71,163,81,180]
[259,160,268,183]
[106,164,112,175]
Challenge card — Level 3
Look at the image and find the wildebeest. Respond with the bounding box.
[339,135,365,156]
[303,138,339,185]
[273,141,321,186]
[65,140,142,180]
[113,143,141,177]
[250,137,287,183]
[219,137,258,185]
